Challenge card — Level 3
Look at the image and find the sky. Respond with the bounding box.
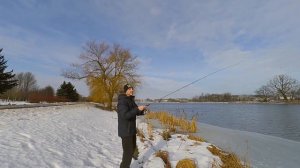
[1,0,300,99]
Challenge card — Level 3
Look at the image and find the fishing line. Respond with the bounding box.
[158,61,242,102]
[136,61,242,165]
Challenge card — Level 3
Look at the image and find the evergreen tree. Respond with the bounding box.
[57,81,79,102]
[0,48,18,94]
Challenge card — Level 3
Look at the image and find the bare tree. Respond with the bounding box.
[16,72,38,100]
[291,84,300,100]
[63,41,140,110]
[297,87,300,99]
[267,74,298,101]
[42,85,55,97]
[255,85,274,102]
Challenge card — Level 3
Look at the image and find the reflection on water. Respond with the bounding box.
[146,103,300,142]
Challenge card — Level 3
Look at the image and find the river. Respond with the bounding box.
[146,102,300,142]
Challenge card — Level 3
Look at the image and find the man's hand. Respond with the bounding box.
[138,105,146,111]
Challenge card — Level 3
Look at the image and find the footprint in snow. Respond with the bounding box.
[47,148,64,156]
[21,141,35,150]
[17,132,32,139]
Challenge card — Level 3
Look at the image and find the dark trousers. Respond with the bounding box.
[120,135,136,168]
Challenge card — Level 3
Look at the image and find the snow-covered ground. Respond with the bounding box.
[0,104,221,168]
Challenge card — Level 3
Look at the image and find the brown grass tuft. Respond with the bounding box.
[188,134,205,142]
[147,123,154,140]
[207,145,250,168]
[161,129,172,141]
[155,150,171,168]
[137,128,145,142]
[176,158,197,168]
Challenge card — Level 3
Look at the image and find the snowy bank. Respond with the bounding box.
[132,122,221,168]
[0,104,221,168]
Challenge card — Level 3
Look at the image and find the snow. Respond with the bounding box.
[0,104,221,168]
[197,122,300,168]
[0,99,31,105]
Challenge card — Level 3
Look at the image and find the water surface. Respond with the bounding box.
[146,102,300,142]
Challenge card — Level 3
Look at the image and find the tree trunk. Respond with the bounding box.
[107,94,113,111]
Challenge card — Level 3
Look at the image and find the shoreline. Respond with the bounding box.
[140,101,300,105]
[142,117,300,168]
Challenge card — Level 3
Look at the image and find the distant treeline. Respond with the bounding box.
[141,74,300,103]
[191,93,255,102]
[141,93,255,103]
[0,72,81,103]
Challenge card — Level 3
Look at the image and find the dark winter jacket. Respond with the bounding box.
[117,94,144,137]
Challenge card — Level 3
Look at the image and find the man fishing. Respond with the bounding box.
[117,84,147,168]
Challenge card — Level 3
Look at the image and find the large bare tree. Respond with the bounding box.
[63,41,140,110]
[267,74,298,101]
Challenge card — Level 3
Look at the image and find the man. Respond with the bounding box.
[117,84,147,168]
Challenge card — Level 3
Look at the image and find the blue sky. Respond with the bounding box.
[1,0,300,99]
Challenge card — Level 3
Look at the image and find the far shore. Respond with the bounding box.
[137,100,300,105]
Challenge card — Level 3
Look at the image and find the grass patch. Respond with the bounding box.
[207,145,250,168]
[176,158,197,168]
[145,111,197,133]
[155,150,171,168]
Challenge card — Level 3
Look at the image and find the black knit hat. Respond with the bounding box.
[124,84,133,92]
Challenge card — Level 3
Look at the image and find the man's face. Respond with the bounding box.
[126,87,134,96]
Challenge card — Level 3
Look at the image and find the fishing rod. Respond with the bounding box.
[157,61,242,102]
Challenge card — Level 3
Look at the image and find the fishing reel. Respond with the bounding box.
[144,108,150,114]
[143,104,150,114]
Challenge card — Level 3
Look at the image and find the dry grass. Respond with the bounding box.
[155,150,171,168]
[188,134,206,142]
[147,123,154,140]
[207,145,250,168]
[145,112,197,133]
[161,129,172,141]
[211,158,220,168]
[136,128,145,142]
[176,158,197,168]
